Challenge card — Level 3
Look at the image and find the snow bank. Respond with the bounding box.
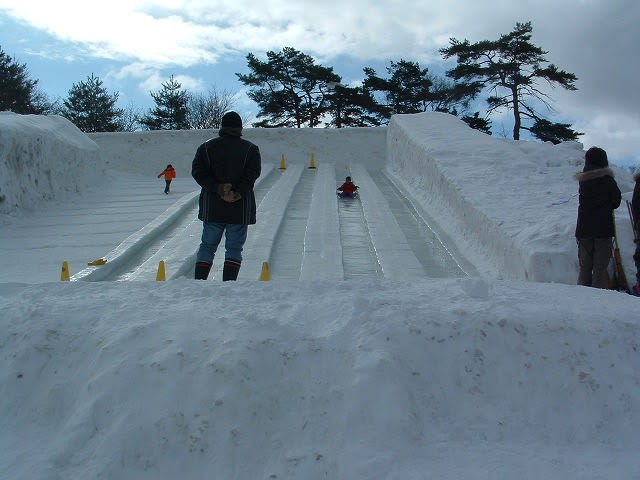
[88,127,388,176]
[2,279,638,479]
[387,112,635,284]
[0,112,104,215]
[1,113,639,480]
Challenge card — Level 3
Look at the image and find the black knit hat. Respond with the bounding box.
[584,146,608,169]
[221,111,242,128]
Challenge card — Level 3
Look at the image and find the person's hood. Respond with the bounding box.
[574,166,615,182]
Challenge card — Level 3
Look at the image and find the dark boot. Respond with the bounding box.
[194,261,212,280]
[223,259,241,281]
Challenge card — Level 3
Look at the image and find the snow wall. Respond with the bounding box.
[0,112,103,215]
[88,127,388,176]
[387,112,594,284]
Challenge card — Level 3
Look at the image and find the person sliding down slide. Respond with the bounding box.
[337,176,358,198]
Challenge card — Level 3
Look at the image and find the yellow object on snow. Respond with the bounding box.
[156,260,166,281]
[259,261,270,281]
[60,261,70,281]
[87,258,107,266]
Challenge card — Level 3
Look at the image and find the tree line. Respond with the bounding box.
[0,21,580,143]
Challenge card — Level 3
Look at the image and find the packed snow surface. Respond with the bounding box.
[1,112,638,479]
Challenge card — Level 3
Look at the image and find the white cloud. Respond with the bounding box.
[1,0,638,164]
[2,0,637,77]
[0,1,544,65]
[575,112,640,164]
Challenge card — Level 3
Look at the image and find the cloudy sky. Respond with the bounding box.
[1,0,639,165]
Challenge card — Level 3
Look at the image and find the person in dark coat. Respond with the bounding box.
[574,146,622,289]
[191,111,261,281]
[631,171,640,295]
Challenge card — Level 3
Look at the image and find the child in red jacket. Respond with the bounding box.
[157,164,176,194]
[337,176,358,198]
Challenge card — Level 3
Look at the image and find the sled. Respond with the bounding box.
[336,189,359,199]
[610,213,631,294]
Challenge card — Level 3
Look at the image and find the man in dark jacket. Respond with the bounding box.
[574,146,621,288]
[631,171,640,294]
[191,111,261,280]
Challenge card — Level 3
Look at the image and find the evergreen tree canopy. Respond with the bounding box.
[361,59,469,124]
[440,21,579,141]
[529,118,582,144]
[62,74,123,132]
[324,83,382,128]
[141,75,189,130]
[461,112,492,135]
[363,59,433,118]
[0,46,44,114]
[236,47,340,127]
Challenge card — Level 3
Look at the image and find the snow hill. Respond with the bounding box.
[0,112,638,479]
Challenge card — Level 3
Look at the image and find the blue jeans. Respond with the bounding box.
[196,222,248,265]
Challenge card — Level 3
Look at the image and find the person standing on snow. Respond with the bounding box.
[631,170,640,295]
[574,146,622,289]
[157,164,176,194]
[337,176,359,198]
[191,111,261,281]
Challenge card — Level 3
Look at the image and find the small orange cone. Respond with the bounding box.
[60,261,70,281]
[156,260,166,281]
[279,154,287,170]
[259,262,270,281]
[308,153,317,169]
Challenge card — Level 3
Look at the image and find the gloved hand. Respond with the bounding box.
[216,183,232,196]
[222,191,242,202]
[217,183,241,202]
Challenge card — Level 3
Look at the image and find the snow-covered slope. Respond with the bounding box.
[0,113,104,215]
[1,113,638,480]
[388,112,636,283]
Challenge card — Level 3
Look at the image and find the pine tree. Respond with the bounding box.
[461,112,492,135]
[237,47,340,128]
[529,118,581,144]
[0,46,44,114]
[440,21,580,141]
[324,83,383,128]
[141,75,189,130]
[363,60,433,118]
[361,60,466,124]
[62,74,123,132]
